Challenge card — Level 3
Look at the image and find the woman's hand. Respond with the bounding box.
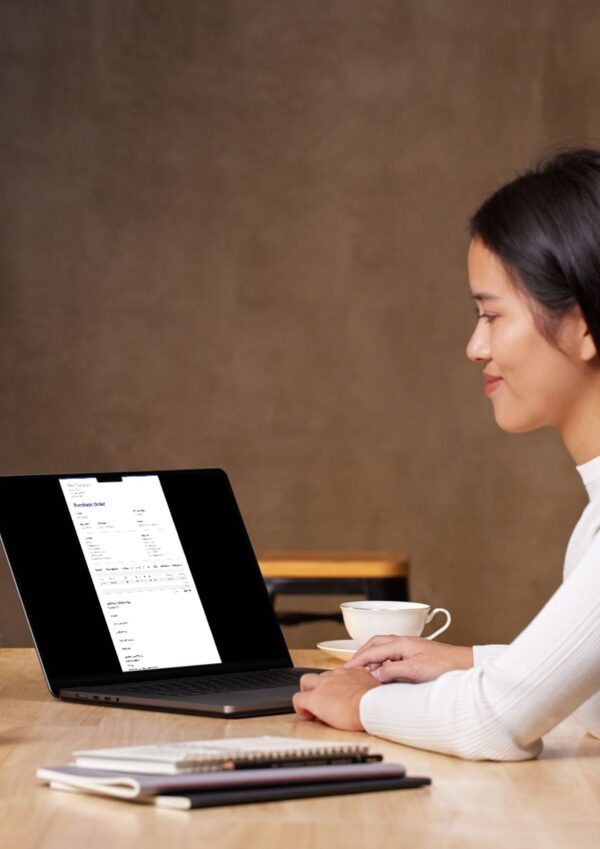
[292,668,381,730]
[343,635,474,683]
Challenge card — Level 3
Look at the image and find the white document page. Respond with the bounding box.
[60,475,221,672]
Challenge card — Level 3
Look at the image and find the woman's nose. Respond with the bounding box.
[466,324,491,363]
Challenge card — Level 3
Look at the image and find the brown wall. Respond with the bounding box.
[0,0,596,649]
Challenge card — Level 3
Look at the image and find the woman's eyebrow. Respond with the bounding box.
[472,292,502,302]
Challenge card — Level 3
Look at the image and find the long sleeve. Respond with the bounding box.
[359,531,600,761]
[473,647,600,738]
[572,691,600,737]
[472,644,506,664]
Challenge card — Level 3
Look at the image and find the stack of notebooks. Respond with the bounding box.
[37,735,431,809]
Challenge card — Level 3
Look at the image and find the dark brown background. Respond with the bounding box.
[1,0,596,649]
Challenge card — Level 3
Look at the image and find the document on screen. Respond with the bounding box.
[59,475,221,672]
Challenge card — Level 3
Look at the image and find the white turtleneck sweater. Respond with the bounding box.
[359,454,600,760]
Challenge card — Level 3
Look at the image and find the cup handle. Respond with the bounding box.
[424,608,451,640]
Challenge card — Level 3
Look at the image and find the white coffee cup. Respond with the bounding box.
[340,600,451,645]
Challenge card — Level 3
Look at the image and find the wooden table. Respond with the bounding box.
[1,649,600,849]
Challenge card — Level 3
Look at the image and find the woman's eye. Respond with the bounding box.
[474,310,497,324]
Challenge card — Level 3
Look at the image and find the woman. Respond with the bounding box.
[293,148,600,760]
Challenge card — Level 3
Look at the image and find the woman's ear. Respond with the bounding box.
[566,305,597,362]
[579,319,598,363]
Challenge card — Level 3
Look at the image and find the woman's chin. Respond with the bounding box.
[492,411,542,434]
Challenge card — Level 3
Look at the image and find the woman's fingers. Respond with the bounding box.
[292,691,316,719]
[299,671,327,691]
[345,638,411,669]
[293,668,378,730]
[351,635,398,656]
[346,639,473,683]
[371,660,419,683]
[343,635,397,668]
[345,646,399,669]
[294,674,332,717]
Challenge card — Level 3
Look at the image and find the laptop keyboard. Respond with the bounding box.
[104,669,305,697]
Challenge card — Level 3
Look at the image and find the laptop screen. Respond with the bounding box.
[0,469,291,690]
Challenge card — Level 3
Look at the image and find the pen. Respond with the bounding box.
[222,754,383,770]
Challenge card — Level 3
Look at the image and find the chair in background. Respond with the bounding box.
[257,551,410,626]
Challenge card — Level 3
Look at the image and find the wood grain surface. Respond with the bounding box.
[1,649,599,849]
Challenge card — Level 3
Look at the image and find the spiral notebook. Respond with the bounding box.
[71,736,379,775]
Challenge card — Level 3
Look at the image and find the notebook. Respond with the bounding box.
[70,735,379,773]
[0,469,321,717]
[37,762,430,809]
[37,735,432,809]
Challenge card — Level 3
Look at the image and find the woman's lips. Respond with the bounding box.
[483,376,503,396]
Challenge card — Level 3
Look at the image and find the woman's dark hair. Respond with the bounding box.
[469,148,600,355]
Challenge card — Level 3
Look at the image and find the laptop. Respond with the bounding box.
[0,468,321,717]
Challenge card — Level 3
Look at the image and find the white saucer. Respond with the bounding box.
[316,639,360,660]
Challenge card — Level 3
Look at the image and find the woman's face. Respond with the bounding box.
[466,237,592,436]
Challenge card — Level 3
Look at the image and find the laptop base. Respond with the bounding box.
[60,666,322,717]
